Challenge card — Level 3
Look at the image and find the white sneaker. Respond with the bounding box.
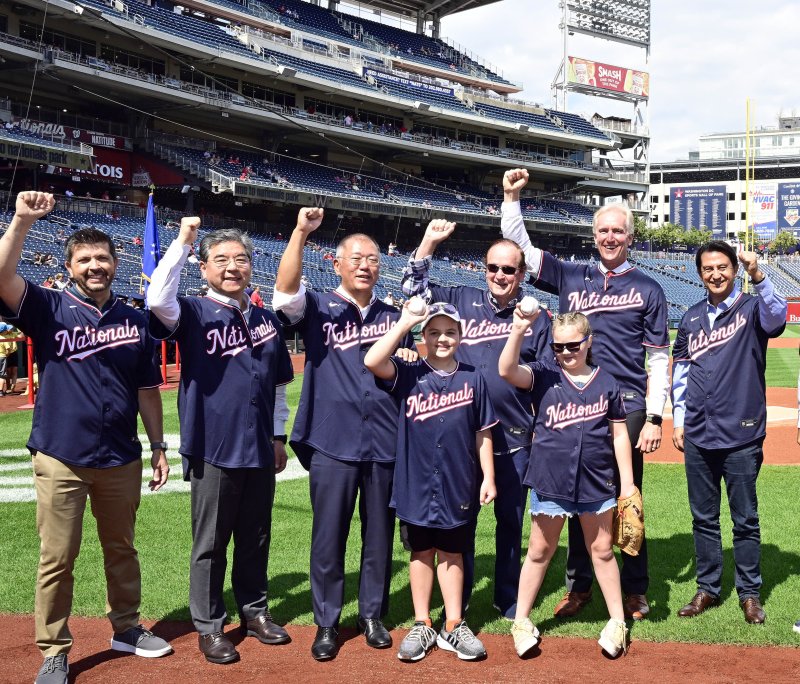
[397,622,437,661]
[511,617,540,657]
[437,620,486,660]
[598,618,628,657]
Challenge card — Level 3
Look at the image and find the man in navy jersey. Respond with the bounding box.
[273,207,413,661]
[0,192,172,684]
[502,168,670,621]
[147,219,293,665]
[401,221,552,620]
[672,241,786,625]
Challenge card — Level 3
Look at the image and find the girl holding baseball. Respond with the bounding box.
[498,309,636,658]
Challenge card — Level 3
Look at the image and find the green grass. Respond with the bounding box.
[2,353,800,647]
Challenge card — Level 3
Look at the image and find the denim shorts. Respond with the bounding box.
[529,489,616,518]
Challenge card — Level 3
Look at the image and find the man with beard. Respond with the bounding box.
[0,191,171,684]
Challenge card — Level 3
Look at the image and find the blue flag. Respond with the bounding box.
[141,193,160,297]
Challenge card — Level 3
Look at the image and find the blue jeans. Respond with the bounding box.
[683,437,763,600]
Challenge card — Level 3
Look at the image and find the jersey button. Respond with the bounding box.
[433,468,439,474]
[439,417,444,422]
[365,391,370,396]
[362,368,367,374]
[251,399,257,405]
[436,443,441,448]
[363,415,369,421]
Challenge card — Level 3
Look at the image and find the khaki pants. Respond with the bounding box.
[32,452,143,656]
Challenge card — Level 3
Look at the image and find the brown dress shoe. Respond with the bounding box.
[623,594,650,620]
[677,591,719,618]
[241,613,291,644]
[554,591,592,618]
[198,631,240,664]
[740,597,766,624]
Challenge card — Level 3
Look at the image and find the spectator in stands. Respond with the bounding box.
[0,321,19,396]
[401,219,552,621]
[64,189,74,201]
[247,285,264,308]
[41,276,54,289]
[387,242,398,257]
[502,167,669,623]
[53,273,67,291]
[101,191,110,201]
[45,253,57,267]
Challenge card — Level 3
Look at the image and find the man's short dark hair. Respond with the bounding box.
[695,241,737,273]
[64,228,116,262]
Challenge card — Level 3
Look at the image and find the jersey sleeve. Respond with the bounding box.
[276,290,315,334]
[671,315,690,362]
[0,280,52,339]
[473,372,498,432]
[270,312,294,386]
[644,283,670,348]
[531,251,565,295]
[136,326,165,389]
[607,377,627,422]
[149,296,190,341]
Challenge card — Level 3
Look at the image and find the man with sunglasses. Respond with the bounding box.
[273,208,414,661]
[501,168,670,622]
[148,219,294,665]
[401,219,552,620]
[672,241,785,625]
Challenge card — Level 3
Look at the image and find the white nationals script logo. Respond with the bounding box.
[460,318,532,345]
[686,312,747,360]
[206,324,249,357]
[406,381,474,422]
[545,395,608,430]
[56,321,140,361]
[251,318,278,347]
[322,316,396,351]
[567,287,644,315]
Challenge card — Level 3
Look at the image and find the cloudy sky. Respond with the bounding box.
[436,0,800,162]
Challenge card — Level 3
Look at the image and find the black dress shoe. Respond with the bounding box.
[241,613,291,644]
[311,626,339,661]
[198,631,240,665]
[356,615,392,649]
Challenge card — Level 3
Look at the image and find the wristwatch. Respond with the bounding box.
[645,415,662,426]
[273,435,288,444]
[150,441,168,451]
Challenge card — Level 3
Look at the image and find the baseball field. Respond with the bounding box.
[1,335,799,682]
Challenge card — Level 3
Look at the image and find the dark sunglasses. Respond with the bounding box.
[427,302,458,316]
[486,263,519,275]
[550,335,589,354]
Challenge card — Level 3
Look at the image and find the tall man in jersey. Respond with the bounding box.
[401,221,552,619]
[502,168,670,621]
[672,241,786,624]
[0,192,172,684]
[273,207,413,661]
[147,220,293,665]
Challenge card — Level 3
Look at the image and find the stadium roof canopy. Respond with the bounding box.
[348,0,503,21]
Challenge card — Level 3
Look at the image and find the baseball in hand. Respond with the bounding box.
[519,296,539,315]
[408,297,427,316]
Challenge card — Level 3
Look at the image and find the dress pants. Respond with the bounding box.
[33,453,142,656]
[308,451,395,627]
[189,459,275,634]
[565,410,649,595]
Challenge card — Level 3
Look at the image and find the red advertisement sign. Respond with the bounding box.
[787,302,800,324]
[19,119,128,149]
[567,57,649,98]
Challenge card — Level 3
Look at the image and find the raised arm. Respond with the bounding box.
[274,207,324,295]
[147,216,200,329]
[364,300,426,380]
[400,219,455,297]
[0,192,55,312]
[498,304,538,389]
[500,169,542,273]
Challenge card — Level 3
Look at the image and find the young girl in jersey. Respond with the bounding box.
[365,301,497,663]
[498,309,636,659]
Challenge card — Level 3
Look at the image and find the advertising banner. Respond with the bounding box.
[363,68,455,96]
[778,181,800,235]
[787,301,800,324]
[669,185,726,236]
[18,119,128,149]
[567,57,649,98]
[748,181,777,239]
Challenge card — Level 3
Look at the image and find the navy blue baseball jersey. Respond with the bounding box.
[150,296,293,469]
[280,290,414,468]
[523,361,626,503]
[424,284,552,453]
[672,292,781,450]
[532,253,669,413]
[0,281,162,468]
[388,359,497,529]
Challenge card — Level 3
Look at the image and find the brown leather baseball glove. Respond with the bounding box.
[613,487,644,556]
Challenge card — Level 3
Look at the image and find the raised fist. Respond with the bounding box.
[296,207,324,234]
[503,169,529,195]
[423,219,456,245]
[15,192,55,223]
[179,216,201,245]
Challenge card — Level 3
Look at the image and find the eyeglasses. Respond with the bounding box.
[550,335,589,354]
[342,255,380,267]
[486,263,519,275]
[209,255,251,268]
[427,302,458,316]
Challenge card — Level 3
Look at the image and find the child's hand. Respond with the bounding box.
[480,479,496,505]
[511,303,539,331]
[400,297,428,327]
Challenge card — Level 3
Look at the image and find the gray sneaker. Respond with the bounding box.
[437,620,486,660]
[397,622,437,661]
[35,654,68,684]
[111,624,173,658]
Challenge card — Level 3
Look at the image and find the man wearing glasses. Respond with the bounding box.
[273,208,414,660]
[148,220,294,665]
[401,219,552,620]
[501,168,669,622]
[672,241,785,624]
